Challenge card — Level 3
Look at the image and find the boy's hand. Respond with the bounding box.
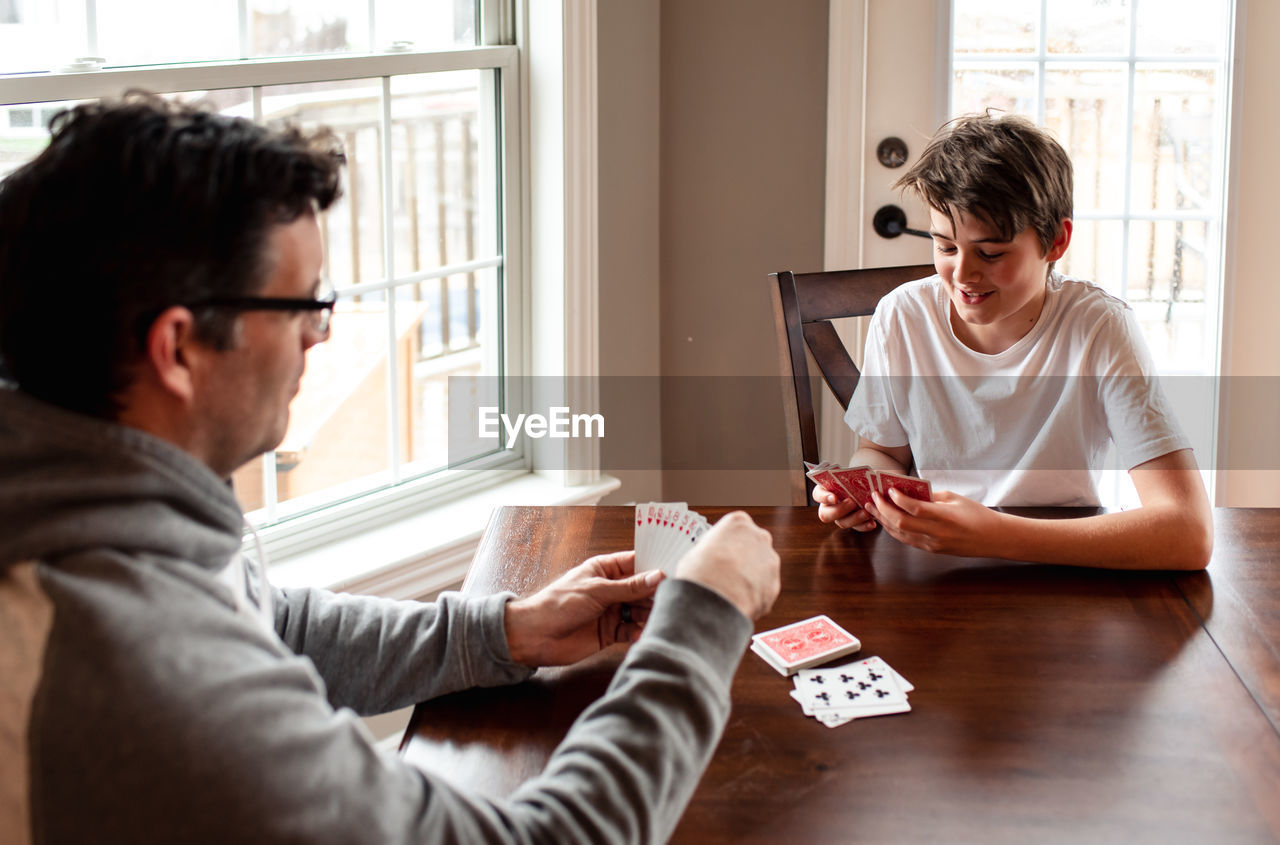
[864,487,1002,556]
[813,483,878,532]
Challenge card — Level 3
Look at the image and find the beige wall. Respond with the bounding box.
[657,0,829,504]
[597,0,829,506]
[598,0,664,504]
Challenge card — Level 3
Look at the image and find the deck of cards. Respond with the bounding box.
[634,502,710,575]
[804,461,933,507]
[750,615,863,676]
[790,655,914,728]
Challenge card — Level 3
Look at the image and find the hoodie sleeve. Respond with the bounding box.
[271,584,534,715]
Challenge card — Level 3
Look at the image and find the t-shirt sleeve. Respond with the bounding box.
[843,305,910,448]
[1096,308,1192,469]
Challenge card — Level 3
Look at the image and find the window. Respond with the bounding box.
[0,1,536,547]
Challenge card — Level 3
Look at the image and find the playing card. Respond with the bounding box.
[829,466,876,509]
[789,689,911,725]
[793,657,909,716]
[785,655,914,727]
[751,615,861,675]
[878,470,933,502]
[857,654,914,693]
[806,461,852,503]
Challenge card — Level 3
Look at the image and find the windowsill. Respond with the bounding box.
[266,472,621,599]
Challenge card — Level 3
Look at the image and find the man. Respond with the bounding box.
[0,94,780,843]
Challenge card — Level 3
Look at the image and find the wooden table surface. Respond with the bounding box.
[402,506,1280,843]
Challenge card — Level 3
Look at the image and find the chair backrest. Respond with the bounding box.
[769,264,934,504]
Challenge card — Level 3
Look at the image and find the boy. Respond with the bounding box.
[815,113,1212,570]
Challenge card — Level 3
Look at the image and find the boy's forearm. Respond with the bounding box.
[993,504,1212,571]
[850,445,909,474]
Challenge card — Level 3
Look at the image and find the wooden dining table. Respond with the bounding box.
[401,506,1280,843]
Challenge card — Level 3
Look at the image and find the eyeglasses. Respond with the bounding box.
[184,278,337,336]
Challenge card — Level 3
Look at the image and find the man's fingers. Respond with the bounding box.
[589,569,663,608]
[576,549,637,580]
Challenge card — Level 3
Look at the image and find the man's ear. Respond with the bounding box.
[1046,218,1073,262]
[144,306,201,403]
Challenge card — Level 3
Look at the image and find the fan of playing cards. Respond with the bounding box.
[804,461,932,507]
[633,502,710,576]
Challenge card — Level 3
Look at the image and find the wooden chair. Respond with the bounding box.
[769,264,934,505]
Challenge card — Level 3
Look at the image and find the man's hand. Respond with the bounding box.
[864,487,1003,557]
[813,483,878,532]
[675,511,780,621]
[505,551,663,668]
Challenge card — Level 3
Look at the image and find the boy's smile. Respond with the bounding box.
[929,208,1071,355]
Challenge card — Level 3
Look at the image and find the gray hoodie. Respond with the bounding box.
[0,386,751,843]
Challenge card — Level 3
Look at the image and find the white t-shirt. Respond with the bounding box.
[844,273,1190,506]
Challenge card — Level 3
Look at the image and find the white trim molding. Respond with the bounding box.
[821,0,867,464]
[524,0,601,487]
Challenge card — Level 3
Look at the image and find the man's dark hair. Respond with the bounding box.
[0,91,344,418]
[894,111,1073,258]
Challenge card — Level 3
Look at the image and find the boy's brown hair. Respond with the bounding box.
[894,112,1072,257]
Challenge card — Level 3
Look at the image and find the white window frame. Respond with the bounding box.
[0,0,615,597]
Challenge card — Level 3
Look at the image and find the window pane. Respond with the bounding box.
[1135,0,1231,56]
[0,100,82,180]
[405,266,501,473]
[1129,66,1219,215]
[245,0,369,58]
[953,0,1039,55]
[951,64,1037,116]
[389,71,497,275]
[1043,65,1128,214]
[388,71,503,478]
[1058,219,1124,295]
[253,79,393,511]
[1126,215,1213,373]
[1045,0,1128,56]
[1126,217,1215,373]
[263,79,387,290]
[0,1,87,74]
[1128,218,1211,302]
[97,0,239,65]
[375,0,477,50]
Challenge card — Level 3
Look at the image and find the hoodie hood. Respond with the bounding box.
[0,386,243,572]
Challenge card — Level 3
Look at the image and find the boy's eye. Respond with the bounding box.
[934,244,957,255]
[978,251,1004,261]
